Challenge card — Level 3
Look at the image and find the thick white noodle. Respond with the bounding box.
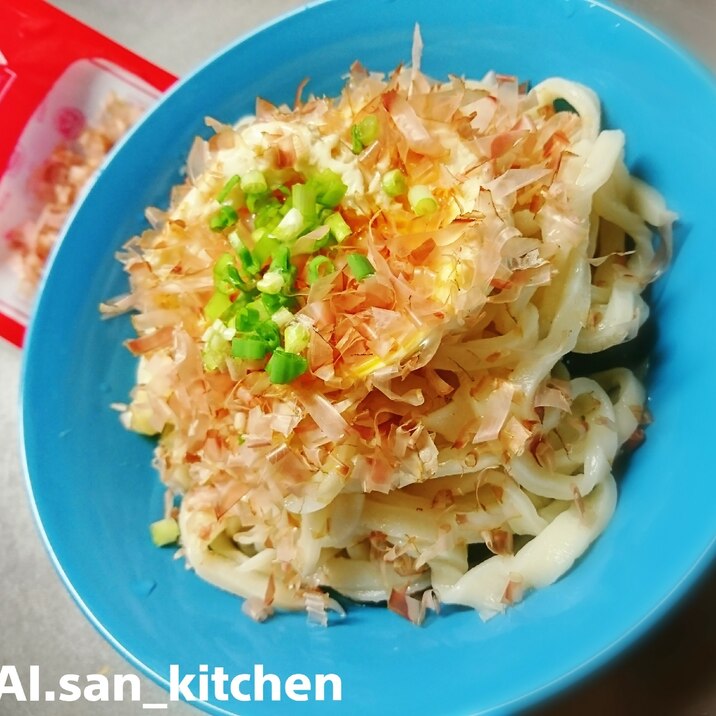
[434,474,617,618]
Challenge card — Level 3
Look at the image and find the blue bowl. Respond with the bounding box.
[21,1,716,714]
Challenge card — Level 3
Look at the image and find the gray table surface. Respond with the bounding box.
[2,1,715,714]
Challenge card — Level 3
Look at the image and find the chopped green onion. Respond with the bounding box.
[227,230,243,253]
[271,307,294,328]
[204,291,232,321]
[284,322,311,354]
[261,291,290,313]
[213,253,236,293]
[254,201,282,230]
[351,114,379,154]
[358,114,379,144]
[277,184,291,197]
[226,264,246,289]
[324,212,352,243]
[246,299,270,323]
[236,306,260,332]
[150,517,180,547]
[231,336,270,360]
[271,207,304,241]
[246,191,273,213]
[308,169,347,208]
[278,197,293,216]
[408,185,438,216]
[256,270,285,294]
[202,319,235,372]
[217,175,240,203]
[346,253,375,281]
[284,264,298,292]
[256,320,281,350]
[308,256,335,284]
[228,231,258,274]
[270,245,291,274]
[214,253,234,276]
[292,182,317,223]
[358,114,378,142]
[382,169,408,197]
[202,341,231,373]
[209,205,238,232]
[313,232,335,251]
[240,169,268,195]
[265,348,308,384]
[220,293,250,322]
[253,234,281,268]
[351,124,364,154]
[263,245,296,293]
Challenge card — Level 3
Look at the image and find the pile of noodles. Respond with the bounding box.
[105,32,674,624]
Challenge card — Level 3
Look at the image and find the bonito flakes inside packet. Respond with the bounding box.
[7,94,144,290]
[0,0,176,347]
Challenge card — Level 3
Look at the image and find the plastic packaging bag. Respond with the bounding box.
[0,0,176,346]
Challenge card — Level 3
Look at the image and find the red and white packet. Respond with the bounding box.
[0,0,177,347]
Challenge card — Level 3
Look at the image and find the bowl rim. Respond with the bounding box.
[19,1,716,714]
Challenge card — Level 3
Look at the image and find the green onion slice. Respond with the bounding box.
[256,320,281,350]
[226,264,245,288]
[284,322,311,354]
[216,175,240,203]
[231,336,270,360]
[270,245,291,273]
[213,253,236,292]
[204,291,233,321]
[265,348,308,384]
[291,182,317,223]
[240,169,268,195]
[351,114,379,154]
[220,293,250,323]
[272,207,304,242]
[254,201,282,230]
[246,191,274,214]
[253,234,281,269]
[324,212,352,243]
[346,253,375,281]
[351,124,364,154]
[261,291,292,313]
[271,306,294,328]
[235,306,260,332]
[382,169,408,197]
[408,185,438,216]
[150,518,180,547]
[307,256,335,285]
[308,169,347,208]
[209,205,238,232]
[247,299,271,323]
[256,270,285,294]
[358,114,378,144]
[235,242,259,275]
